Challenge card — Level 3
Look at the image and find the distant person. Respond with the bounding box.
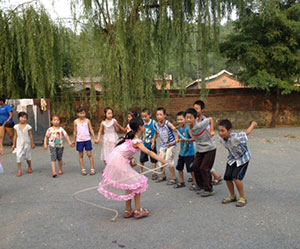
[44,115,74,177]
[0,97,14,144]
[95,107,119,168]
[218,120,257,207]
[12,112,35,177]
[72,108,96,176]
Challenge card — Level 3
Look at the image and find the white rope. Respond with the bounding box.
[72,163,168,222]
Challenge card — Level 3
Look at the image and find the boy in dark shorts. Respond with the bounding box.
[168,112,195,188]
[140,108,158,180]
[218,120,257,207]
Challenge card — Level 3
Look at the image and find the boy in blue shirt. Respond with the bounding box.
[140,108,158,180]
[169,112,195,188]
[218,119,257,207]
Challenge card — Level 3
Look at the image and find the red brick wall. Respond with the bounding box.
[59,88,300,133]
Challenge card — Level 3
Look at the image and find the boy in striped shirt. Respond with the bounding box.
[218,120,257,207]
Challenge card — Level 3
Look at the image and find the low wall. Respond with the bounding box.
[59,88,300,133]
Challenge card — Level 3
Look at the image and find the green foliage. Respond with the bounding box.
[220,1,300,94]
[72,0,266,113]
[0,6,76,115]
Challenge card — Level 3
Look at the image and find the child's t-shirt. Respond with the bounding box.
[0,104,14,125]
[178,125,195,157]
[46,127,68,148]
[155,120,176,149]
[14,124,32,148]
[142,119,156,149]
[189,118,216,153]
[220,132,251,167]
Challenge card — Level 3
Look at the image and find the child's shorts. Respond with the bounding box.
[49,147,64,161]
[76,140,92,152]
[159,146,175,167]
[176,155,194,172]
[224,161,249,181]
[16,147,32,163]
[140,147,158,163]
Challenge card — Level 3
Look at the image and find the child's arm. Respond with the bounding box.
[96,122,104,144]
[183,129,195,142]
[72,120,77,145]
[151,131,158,149]
[28,129,35,149]
[208,117,215,137]
[167,121,177,132]
[44,135,48,150]
[135,142,168,165]
[0,127,3,155]
[114,120,127,134]
[87,119,96,142]
[65,135,73,147]
[12,129,17,151]
[245,121,258,136]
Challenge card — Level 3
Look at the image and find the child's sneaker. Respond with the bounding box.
[200,190,215,197]
[196,188,204,194]
[27,168,32,174]
[16,171,22,177]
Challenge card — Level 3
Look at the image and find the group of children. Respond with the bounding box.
[9,100,257,219]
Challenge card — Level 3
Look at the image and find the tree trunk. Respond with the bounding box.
[270,87,280,128]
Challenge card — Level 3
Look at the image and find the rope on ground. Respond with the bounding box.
[72,163,168,222]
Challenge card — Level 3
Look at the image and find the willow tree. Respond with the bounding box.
[0,5,77,116]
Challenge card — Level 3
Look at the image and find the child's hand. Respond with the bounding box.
[71,141,75,147]
[210,130,215,137]
[0,147,4,155]
[160,159,168,166]
[251,121,258,128]
[130,158,137,167]
[151,143,154,150]
[44,144,48,150]
[11,145,16,151]
[31,143,35,149]
[95,139,99,144]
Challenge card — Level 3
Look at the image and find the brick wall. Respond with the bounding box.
[59,88,300,133]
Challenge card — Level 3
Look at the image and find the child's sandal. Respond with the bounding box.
[123,210,134,218]
[236,197,247,207]
[134,208,150,219]
[90,169,96,175]
[222,196,237,204]
[174,182,185,189]
[81,169,87,176]
[167,178,177,185]
[155,176,167,183]
[213,177,223,185]
[52,172,57,178]
[151,174,158,180]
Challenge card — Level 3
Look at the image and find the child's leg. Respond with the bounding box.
[178,170,184,183]
[51,161,57,174]
[224,163,236,197]
[212,169,220,179]
[199,149,216,193]
[233,179,245,199]
[87,151,95,170]
[126,199,132,212]
[17,162,22,172]
[79,152,85,170]
[232,162,249,200]
[226,181,236,197]
[158,149,166,178]
[58,160,63,174]
[134,193,141,211]
[26,160,32,169]
[166,147,176,180]
[191,172,197,185]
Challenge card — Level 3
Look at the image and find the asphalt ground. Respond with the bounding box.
[0,128,299,249]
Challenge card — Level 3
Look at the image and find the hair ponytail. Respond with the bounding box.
[116,117,144,146]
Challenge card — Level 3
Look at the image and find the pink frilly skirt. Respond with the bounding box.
[98,151,148,201]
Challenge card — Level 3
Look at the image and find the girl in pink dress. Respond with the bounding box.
[98,118,167,219]
[96,107,119,167]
